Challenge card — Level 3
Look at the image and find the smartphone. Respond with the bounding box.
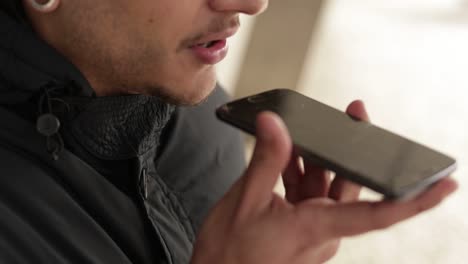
[216,89,457,200]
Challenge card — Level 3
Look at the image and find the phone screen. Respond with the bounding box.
[217,89,456,199]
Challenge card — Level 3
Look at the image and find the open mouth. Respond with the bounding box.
[194,40,221,48]
[189,39,229,64]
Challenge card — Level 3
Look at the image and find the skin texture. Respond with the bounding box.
[22,1,458,263]
[23,0,267,104]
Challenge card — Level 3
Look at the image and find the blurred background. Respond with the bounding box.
[216,0,468,263]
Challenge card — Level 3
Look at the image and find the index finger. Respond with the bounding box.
[324,178,457,238]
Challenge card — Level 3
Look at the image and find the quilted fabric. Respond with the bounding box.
[69,95,175,160]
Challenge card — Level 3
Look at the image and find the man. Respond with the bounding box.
[0,0,457,263]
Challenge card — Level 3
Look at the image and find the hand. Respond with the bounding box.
[191,101,457,264]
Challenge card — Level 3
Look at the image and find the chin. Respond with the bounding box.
[177,66,219,105]
[146,77,217,106]
[181,81,217,106]
[138,65,219,105]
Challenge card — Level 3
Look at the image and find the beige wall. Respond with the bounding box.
[216,0,324,98]
[216,16,257,95]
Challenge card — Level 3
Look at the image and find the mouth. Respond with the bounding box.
[189,39,228,65]
[194,40,223,49]
[188,27,239,65]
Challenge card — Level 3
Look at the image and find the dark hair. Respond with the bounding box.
[0,0,27,22]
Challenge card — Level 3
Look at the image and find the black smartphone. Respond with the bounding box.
[216,89,457,200]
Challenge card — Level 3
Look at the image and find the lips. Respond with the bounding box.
[190,39,228,65]
[188,27,238,65]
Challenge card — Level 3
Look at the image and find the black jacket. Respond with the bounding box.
[0,10,245,264]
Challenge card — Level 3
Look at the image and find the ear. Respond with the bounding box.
[25,0,60,13]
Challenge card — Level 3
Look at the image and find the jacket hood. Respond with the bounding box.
[0,10,175,164]
[0,10,94,106]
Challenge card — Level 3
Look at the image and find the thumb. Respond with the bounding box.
[240,111,292,214]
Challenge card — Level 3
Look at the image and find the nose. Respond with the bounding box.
[209,0,269,15]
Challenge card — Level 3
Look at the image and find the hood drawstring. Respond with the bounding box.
[36,82,71,161]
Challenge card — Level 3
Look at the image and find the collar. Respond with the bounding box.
[0,10,175,164]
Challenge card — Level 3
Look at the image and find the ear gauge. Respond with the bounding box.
[28,0,60,12]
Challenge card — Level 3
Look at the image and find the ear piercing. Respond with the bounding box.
[29,0,59,12]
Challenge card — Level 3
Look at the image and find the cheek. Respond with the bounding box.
[126,1,217,103]
[137,2,192,50]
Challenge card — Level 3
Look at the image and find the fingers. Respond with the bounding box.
[328,179,361,202]
[329,100,370,201]
[324,178,458,238]
[303,160,331,198]
[345,100,369,121]
[283,153,332,203]
[283,152,303,203]
[241,112,292,214]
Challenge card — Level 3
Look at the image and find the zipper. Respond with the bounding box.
[140,168,149,200]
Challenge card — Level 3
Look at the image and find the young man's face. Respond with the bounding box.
[48,0,268,104]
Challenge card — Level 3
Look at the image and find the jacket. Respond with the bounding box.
[0,10,245,264]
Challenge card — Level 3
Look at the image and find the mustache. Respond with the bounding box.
[179,16,241,50]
